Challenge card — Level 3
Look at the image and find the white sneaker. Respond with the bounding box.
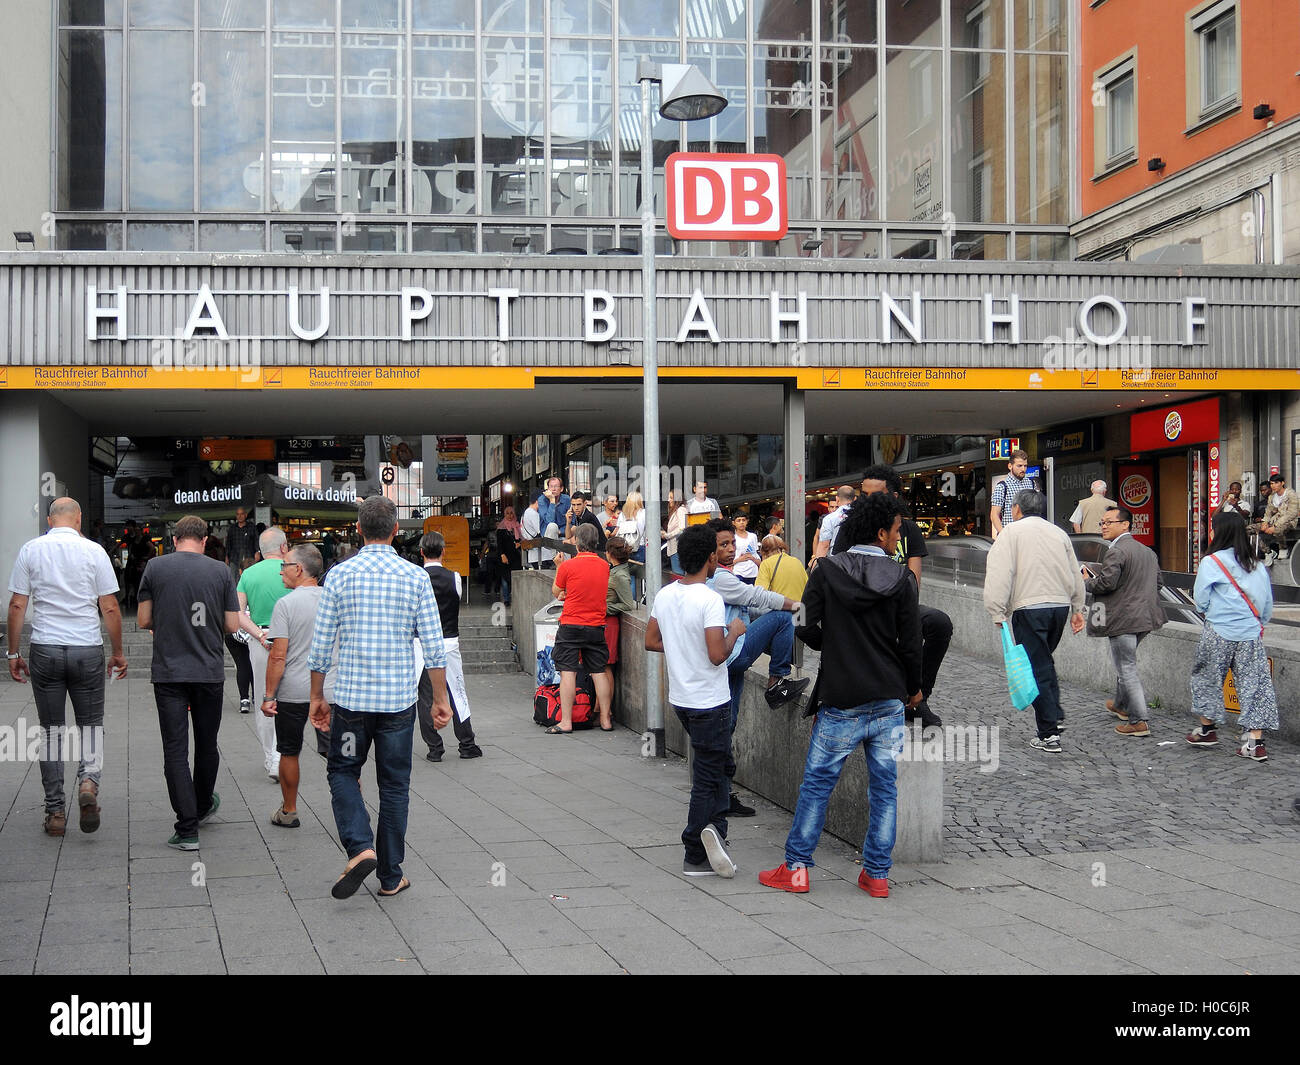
[1280,549,1291,560]
[701,825,736,879]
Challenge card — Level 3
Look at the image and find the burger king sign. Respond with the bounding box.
[1116,466,1156,546]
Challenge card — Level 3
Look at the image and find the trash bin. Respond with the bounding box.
[534,599,565,657]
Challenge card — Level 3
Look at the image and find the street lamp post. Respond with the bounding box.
[636,61,726,757]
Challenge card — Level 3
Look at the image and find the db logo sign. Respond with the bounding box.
[665,153,788,241]
[1120,475,1152,508]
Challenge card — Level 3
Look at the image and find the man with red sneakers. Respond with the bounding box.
[759,493,921,900]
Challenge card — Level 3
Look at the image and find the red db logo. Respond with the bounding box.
[665,153,788,241]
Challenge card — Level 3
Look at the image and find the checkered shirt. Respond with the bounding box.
[307,544,446,713]
[992,474,1038,525]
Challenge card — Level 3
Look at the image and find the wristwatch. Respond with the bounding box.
[6,652,19,660]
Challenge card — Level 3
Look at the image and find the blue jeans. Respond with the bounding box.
[723,611,794,779]
[674,702,731,865]
[784,700,905,878]
[328,703,416,891]
[29,643,106,814]
[669,552,684,576]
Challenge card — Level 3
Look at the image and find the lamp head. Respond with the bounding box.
[658,64,727,122]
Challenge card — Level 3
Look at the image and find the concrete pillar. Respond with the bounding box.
[0,393,90,584]
[783,383,806,564]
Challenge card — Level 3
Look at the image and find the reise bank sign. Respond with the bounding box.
[82,282,1212,350]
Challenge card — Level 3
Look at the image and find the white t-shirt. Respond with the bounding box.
[650,581,729,709]
[521,506,553,565]
[733,531,761,579]
[817,505,850,548]
[686,496,721,517]
[7,527,120,645]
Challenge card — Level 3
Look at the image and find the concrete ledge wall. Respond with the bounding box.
[922,574,1300,744]
[512,572,942,862]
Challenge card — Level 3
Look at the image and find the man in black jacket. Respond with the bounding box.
[759,493,922,899]
[417,532,482,761]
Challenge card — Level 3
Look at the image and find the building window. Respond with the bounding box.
[1191,2,1239,121]
[1092,54,1136,176]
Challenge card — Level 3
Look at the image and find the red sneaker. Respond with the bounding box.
[758,863,810,893]
[858,870,889,897]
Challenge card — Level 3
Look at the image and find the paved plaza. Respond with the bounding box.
[2,649,1299,976]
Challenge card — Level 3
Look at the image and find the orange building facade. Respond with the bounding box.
[1080,0,1300,217]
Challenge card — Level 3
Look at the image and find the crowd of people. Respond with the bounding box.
[5,453,1290,902]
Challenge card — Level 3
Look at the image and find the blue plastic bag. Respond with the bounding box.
[536,646,557,686]
[1001,622,1039,711]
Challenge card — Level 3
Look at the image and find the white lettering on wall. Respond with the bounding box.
[881,292,922,344]
[676,289,720,344]
[584,289,617,343]
[982,293,1021,345]
[401,287,433,341]
[769,291,808,344]
[1077,294,1128,346]
[87,284,126,341]
[1184,297,1208,346]
[182,284,229,341]
[288,285,330,342]
[487,288,518,342]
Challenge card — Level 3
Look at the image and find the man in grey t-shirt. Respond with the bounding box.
[262,544,333,828]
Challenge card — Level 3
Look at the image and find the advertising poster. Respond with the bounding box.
[421,435,483,496]
[522,436,534,480]
[485,435,504,481]
[1116,463,1157,548]
[535,435,550,477]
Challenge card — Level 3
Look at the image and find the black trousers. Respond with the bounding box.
[153,682,223,837]
[919,605,954,699]
[416,670,477,756]
[224,634,253,701]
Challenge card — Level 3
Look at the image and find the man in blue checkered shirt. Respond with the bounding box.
[990,449,1038,540]
[309,496,451,900]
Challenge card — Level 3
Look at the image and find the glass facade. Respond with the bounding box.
[54,0,1071,258]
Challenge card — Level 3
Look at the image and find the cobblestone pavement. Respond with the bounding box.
[931,650,1300,859]
[1,660,1298,975]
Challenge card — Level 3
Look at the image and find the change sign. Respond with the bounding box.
[665,153,788,241]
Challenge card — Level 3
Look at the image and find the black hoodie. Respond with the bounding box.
[797,546,922,708]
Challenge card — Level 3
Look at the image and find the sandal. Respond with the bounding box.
[331,851,378,899]
[544,725,572,735]
[378,877,411,897]
[270,808,300,828]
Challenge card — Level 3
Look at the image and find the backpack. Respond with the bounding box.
[532,672,599,728]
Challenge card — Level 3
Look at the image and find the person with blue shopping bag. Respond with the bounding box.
[983,490,1086,754]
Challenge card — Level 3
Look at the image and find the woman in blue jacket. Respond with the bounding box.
[1186,512,1278,760]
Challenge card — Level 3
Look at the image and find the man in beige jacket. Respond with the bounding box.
[983,490,1085,754]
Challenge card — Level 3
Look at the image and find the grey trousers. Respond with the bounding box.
[29,643,106,814]
[1108,633,1148,723]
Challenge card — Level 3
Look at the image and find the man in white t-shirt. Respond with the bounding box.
[811,485,856,565]
[731,513,762,583]
[520,498,554,569]
[646,525,745,880]
[7,498,127,837]
[685,480,722,521]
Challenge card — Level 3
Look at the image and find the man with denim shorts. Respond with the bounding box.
[646,525,746,879]
[759,493,921,899]
[308,496,451,900]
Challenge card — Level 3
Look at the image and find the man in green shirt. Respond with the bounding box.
[238,527,292,781]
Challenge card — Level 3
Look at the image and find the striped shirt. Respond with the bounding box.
[307,544,447,713]
[991,474,1038,525]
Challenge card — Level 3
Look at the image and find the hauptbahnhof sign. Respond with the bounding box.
[2,256,1298,389]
